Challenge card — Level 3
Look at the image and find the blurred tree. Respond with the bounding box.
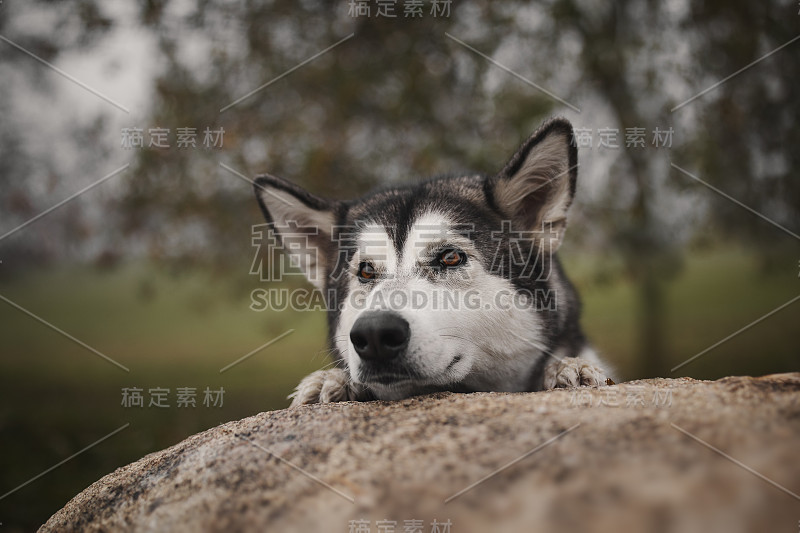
[684,0,800,270]
[117,0,557,270]
[550,0,681,378]
[552,0,798,377]
[0,0,115,268]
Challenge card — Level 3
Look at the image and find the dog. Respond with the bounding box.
[254,117,611,406]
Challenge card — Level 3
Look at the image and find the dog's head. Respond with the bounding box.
[254,118,579,399]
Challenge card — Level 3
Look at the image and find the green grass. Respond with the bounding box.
[0,247,798,530]
[0,264,329,530]
[564,246,799,379]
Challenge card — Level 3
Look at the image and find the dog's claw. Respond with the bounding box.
[289,368,357,406]
[543,357,607,389]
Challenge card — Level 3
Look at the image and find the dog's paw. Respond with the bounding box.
[288,368,357,407]
[543,357,607,389]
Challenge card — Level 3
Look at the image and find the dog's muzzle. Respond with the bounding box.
[349,311,410,363]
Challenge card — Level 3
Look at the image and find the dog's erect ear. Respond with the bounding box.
[488,118,578,251]
[254,174,338,290]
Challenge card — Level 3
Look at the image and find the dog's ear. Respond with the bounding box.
[488,118,577,251]
[254,174,339,290]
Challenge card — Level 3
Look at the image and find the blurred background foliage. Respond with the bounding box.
[0,0,798,529]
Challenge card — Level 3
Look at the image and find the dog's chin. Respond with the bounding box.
[352,361,471,401]
[364,379,452,401]
[351,369,419,393]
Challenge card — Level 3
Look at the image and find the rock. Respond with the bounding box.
[41,374,800,533]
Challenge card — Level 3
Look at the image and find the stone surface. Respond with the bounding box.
[41,374,800,533]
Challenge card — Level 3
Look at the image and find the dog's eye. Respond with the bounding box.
[357,261,376,282]
[438,248,466,268]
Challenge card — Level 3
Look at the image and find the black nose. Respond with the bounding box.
[349,311,410,362]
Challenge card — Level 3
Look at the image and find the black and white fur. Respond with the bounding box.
[254,118,610,406]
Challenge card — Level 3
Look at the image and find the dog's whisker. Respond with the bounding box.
[318,358,343,371]
[506,331,561,361]
[439,334,484,351]
[311,353,335,365]
[310,346,338,363]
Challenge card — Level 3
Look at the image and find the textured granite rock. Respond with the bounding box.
[41,373,800,533]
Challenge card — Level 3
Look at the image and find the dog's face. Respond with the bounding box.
[255,118,579,399]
